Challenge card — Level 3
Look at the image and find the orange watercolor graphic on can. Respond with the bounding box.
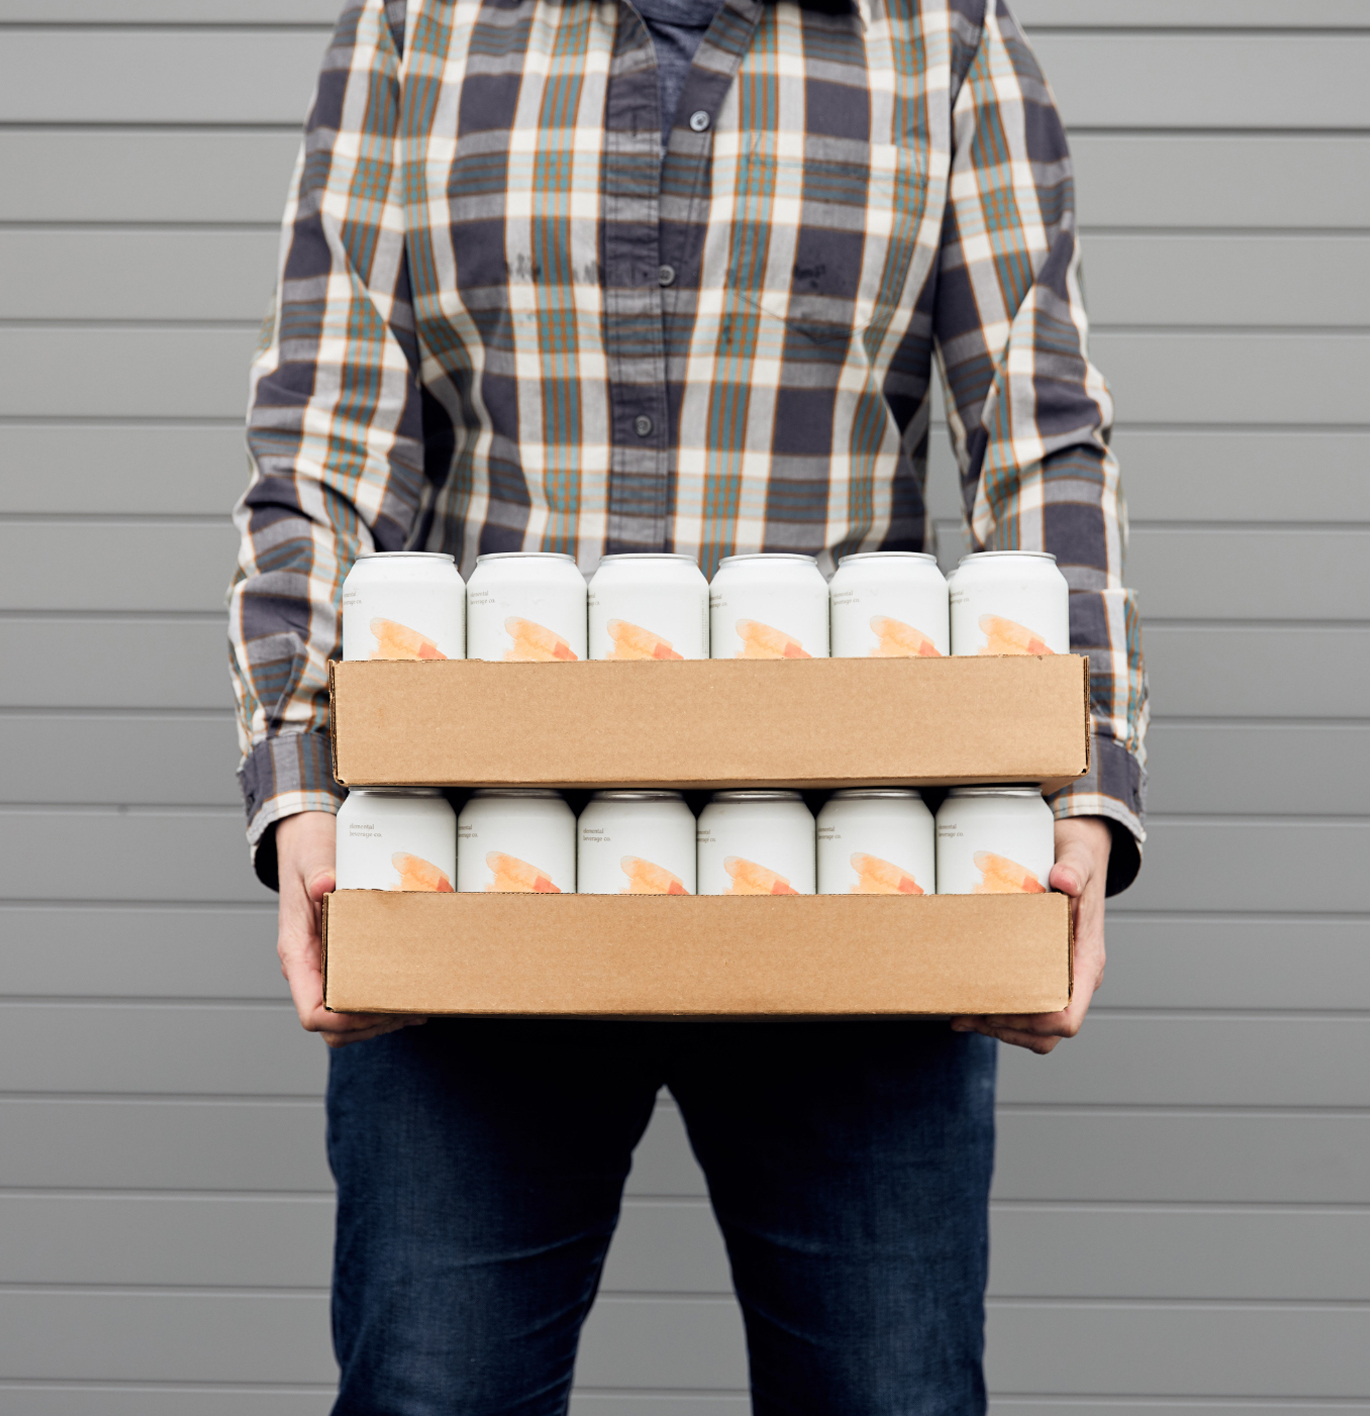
[390,852,454,892]
[867,616,942,659]
[620,857,689,895]
[369,617,447,660]
[504,617,578,662]
[734,620,811,659]
[973,851,1046,894]
[485,851,562,893]
[977,615,1054,657]
[849,853,925,895]
[605,620,684,661]
[724,857,800,895]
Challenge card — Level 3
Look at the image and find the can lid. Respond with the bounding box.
[469,787,565,798]
[828,787,923,800]
[955,551,1057,564]
[346,786,445,797]
[590,789,686,801]
[708,789,805,802]
[475,552,578,564]
[355,551,455,562]
[597,554,700,565]
[716,553,819,567]
[836,552,937,565]
[946,785,1044,799]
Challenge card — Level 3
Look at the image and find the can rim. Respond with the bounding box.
[946,785,1045,799]
[354,551,455,562]
[345,786,446,797]
[596,554,700,565]
[716,553,819,567]
[955,551,1058,564]
[589,789,686,801]
[468,787,566,799]
[475,552,579,565]
[707,789,806,802]
[836,552,938,566]
[828,788,924,800]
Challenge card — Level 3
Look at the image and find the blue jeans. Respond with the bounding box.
[327,1019,997,1415]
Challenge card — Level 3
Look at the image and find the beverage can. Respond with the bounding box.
[948,551,1070,656]
[341,551,465,661]
[696,789,816,895]
[829,552,949,659]
[455,788,577,893]
[708,554,830,660]
[577,790,697,894]
[816,788,936,896]
[934,786,1055,895]
[588,554,710,661]
[334,788,457,892]
[465,553,588,662]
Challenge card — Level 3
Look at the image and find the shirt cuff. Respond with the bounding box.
[239,731,344,892]
[1046,733,1147,897]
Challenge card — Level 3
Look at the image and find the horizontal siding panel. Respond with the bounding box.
[1145,724,1368,815]
[1106,918,1370,1012]
[0,905,284,999]
[626,1102,707,1199]
[1032,34,1370,131]
[0,1194,332,1287]
[0,522,239,613]
[575,1296,747,1391]
[1083,235,1370,329]
[0,714,242,806]
[0,31,326,125]
[1143,627,1369,718]
[1120,820,1369,914]
[571,1402,745,1416]
[1127,528,1369,621]
[12,230,1367,329]
[995,1112,1370,1205]
[0,130,300,224]
[0,809,272,903]
[0,618,233,711]
[0,230,279,322]
[1073,136,1370,230]
[0,1390,333,1416]
[0,1002,325,1096]
[999,1016,1370,1108]
[0,1291,335,1383]
[0,425,252,517]
[987,1406,1370,1416]
[9,328,1365,425]
[0,1099,329,1190]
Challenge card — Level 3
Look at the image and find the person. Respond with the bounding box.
[228,0,1147,1408]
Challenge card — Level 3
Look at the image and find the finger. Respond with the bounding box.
[322,1016,426,1048]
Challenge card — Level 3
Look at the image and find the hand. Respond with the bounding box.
[950,816,1111,1055]
[275,810,427,1048]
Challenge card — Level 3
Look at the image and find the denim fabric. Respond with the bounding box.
[327,1019,997,1415]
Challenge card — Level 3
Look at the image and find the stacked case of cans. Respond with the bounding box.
[334,547,1069,897]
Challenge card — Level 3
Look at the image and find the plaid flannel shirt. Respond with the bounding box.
[230,0,1148,892]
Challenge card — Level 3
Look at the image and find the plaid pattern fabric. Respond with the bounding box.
[231,0,1148,889]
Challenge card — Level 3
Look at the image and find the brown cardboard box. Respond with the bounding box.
[322,891,1072,1017]
[329,654,1090,791]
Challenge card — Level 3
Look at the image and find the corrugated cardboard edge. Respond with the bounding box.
[321,891,1073,1019]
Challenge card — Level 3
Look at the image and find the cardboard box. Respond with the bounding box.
[329,654,1090,792]
[322,891,1073,1018]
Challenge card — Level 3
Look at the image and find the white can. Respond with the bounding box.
[465,553,588,662]
[456,788,577,893]
[816,788,936,896]
[935,786,1055,895]
[696,790,815,895]
[709,553,830,660]
[948,551,1070,657]
[334,788,457,892]
[577,790,697,895]
[830,552,949,659]
[341,552,465,661]
[588,554,710,661]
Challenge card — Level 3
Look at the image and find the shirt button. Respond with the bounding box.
[689,110,711,133]
[658,264,676,287]
[634,415,654,438]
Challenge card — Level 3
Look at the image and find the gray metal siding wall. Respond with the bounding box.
[0,0,1366,1410]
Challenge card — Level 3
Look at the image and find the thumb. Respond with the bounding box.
[1049,846,1092,898]
[306,866,336,905]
